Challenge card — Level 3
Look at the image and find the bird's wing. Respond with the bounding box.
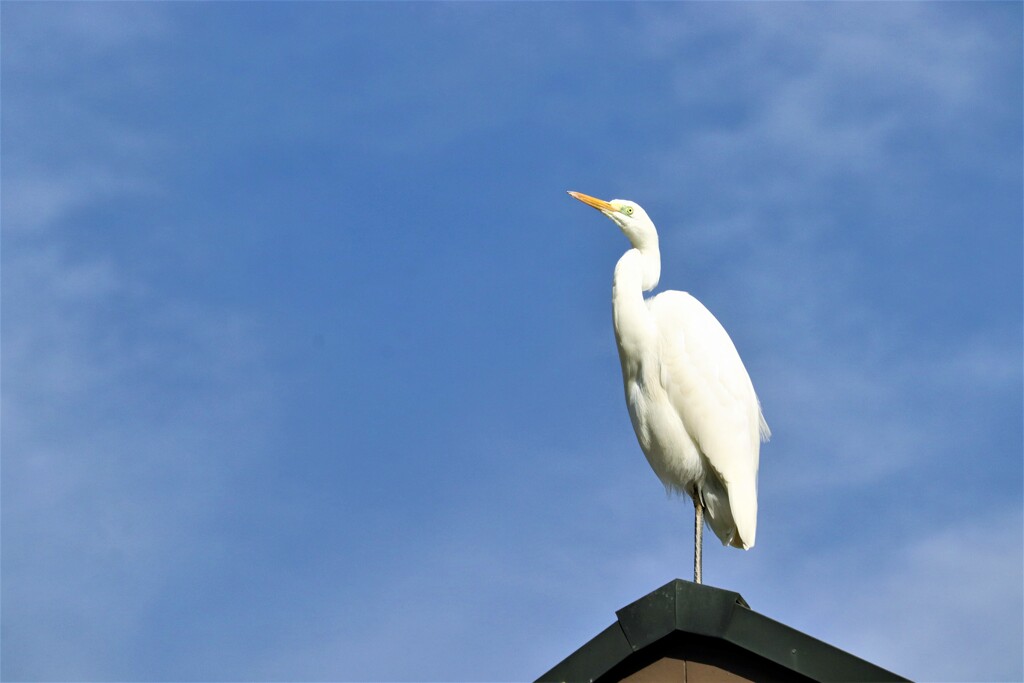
[648,290,767,547]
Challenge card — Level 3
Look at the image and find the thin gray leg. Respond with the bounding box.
[694,498,703,584]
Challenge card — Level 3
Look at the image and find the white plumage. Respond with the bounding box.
[569,191,769,580]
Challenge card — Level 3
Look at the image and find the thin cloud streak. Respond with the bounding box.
[3,9,277,678]
[3,196,277,680]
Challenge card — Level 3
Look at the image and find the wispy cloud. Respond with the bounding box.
[3,187,276,681]
[790,505,1024,682]
[2,6,278,680]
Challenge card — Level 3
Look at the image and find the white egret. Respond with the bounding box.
[568,191,770,584]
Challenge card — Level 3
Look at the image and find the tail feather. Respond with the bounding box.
[758,400,771,443]
[701,470,757,550]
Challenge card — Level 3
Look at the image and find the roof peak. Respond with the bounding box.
[538,579,907,683]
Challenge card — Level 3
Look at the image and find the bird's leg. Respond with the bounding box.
[694,496,703,585]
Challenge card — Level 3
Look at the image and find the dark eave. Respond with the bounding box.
[537,579,909,683]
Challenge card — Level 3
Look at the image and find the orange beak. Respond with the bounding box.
[567,191,616,213]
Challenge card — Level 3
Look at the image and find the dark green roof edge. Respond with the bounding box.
[537,579,910,683]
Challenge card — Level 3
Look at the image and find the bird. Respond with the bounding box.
[568,191,770,584]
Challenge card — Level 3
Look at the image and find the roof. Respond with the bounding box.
[537,579,909,683]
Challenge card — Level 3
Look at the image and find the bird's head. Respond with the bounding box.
[567,191,658,251]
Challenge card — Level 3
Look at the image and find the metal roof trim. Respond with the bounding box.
[536,579,910,683]
[614,579,747,649]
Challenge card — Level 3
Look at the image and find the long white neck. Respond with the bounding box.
[610,215,662,359]
[612,248,659,360]
[619,222,661,293]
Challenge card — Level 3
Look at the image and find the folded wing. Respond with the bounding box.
[649,291,769,548]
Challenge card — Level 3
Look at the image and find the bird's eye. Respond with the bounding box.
[622,206,634,216]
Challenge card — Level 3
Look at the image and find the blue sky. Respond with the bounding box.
[2,2,1021,681]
